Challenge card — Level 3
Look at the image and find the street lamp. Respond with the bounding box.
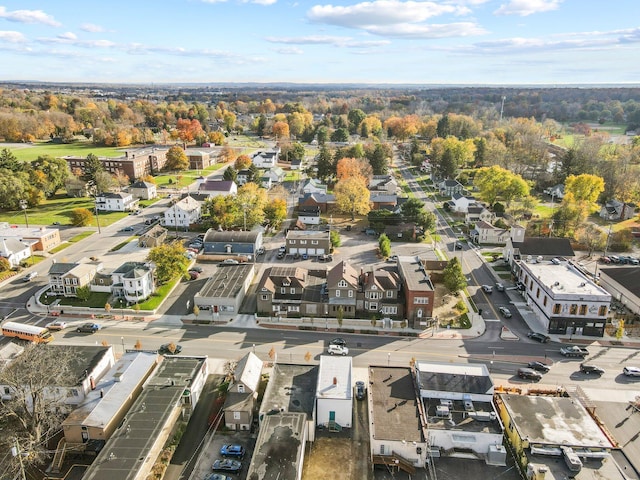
[387,352,390,367]
[121,336,125,354]
[19,200,29,228]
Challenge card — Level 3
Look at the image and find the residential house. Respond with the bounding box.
[369,175,398,194]
[138,225,167,248]
[264,166,286,184]
[302,178,328,194]
[0,237,31,268]
[202,229,263,259]
[48,262,99,297]
[503,225,575,268]
[516,258,611,336]
[290,158,302,170]
[163,195,201,229]
[450,193,476,213]
[197,179,238,198]
[251,149,279,168]
[370,193,398,211]
[326,261,359,318]
[285,230,331,256]
[298,205,321,225]
[95,192,138,212]
[599,199,636,221]
[0,224,61,252]
[128,181,157,200]
[316,355,352,429]
[470,221,510,245]
[260,175,273,189]
[438,179,464,196]
[359,268,403,318]
[397,256,435,328]
[543,183,565,200]
[255,266,325,318]
[223,352,263,431]
[298,193,335,214]
[236,169,252,186]
[465,204,495,225]
[111,262,156,304]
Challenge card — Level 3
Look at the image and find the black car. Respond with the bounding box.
[517,368,542,381]
[527,361,550,373]
[355,381,366,400]
[580,364,605,375]
[330,338,347,347]
[158,343,182,355]
[76,323,100,333]
[527,332,550,343]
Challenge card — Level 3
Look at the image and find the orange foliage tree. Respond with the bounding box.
[336,157,372,183]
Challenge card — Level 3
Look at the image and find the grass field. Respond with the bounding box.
[6,140,125,162]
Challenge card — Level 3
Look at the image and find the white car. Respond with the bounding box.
[45,321,67,331]
[623,366,640,377]
[327,344,349,356]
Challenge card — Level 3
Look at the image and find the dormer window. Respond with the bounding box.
[282,281,291,287]
[338,280,347,288]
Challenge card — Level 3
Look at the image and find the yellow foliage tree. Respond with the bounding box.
[335,176,370,220]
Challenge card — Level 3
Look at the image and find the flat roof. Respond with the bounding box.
[599,267,640,299]
[500,394,613,448]
[83,356,207,480]
[317,355,352,400]
[424,398,502,434]
[260,363,318,417]
[63,352,158,429]
[285,230,330,240]
[520,261,611,298]
[369,366,423,443]
[196,264,254,300]
[246,412,307,480]
[397,257,434,292]
[0,226,57,238]
[415,361,493,395]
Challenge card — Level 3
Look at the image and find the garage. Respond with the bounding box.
[316,248,325,255]
[307,248,316,255]
[290,248,298,254]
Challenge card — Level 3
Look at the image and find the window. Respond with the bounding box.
[261,295,268,300]
[543,296,547,307]
[288,305,299,312]
[300,240,307,245]
[579,304,587,316]
[348,290,353,298]
[281,288,286,294]
[369,303,378,311]
[598,305,607,316]
[386,291,393,298]
[237,384,245,393]
[3,387,9,395]
[553,304,561,314]
[311,240,318,245]
[233,411,241,420]
[338,280,347,287]
[335,290,340,297]
[290,288,295,294]
[414,297,430,304]
[290,240,296,244]
[382,306,397,314]
[536,288,540,298]
[570,304,578,315]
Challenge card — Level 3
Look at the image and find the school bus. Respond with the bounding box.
[1,321,53,343]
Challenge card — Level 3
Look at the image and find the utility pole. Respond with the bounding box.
[19,200,29,228]
[500,96,506,122]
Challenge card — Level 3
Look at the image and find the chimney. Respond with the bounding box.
[333,377,337,385]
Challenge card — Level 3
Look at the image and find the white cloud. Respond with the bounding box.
[0,30,26,43]
[494,0,562,17]
[0,6,61,26]
[266,35,390,47]
[275,46,304,54]
[57,32,77,41]
[367,22,486,38]
[81,23,106,33]
[308,1,469,28]
[246,0,278,4]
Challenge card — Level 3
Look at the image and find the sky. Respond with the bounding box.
[0,0,639,85]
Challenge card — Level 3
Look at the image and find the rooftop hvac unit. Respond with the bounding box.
[436,406,450,418]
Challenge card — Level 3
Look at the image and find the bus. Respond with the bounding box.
[1,321,53,343]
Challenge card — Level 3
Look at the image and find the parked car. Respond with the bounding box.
[387,255,398,262]
[495,283,505,292]
[23,271,38,282]
[355,380,366,400]
[319,254,333,262]
[599,256,611,264]
[45,320,67,331]
[278,246,286,254]
[481,285,493,294]
[212,459,242,473]
[623,366,640,377]
[330,338,347,347]
[301,253,308,260]
[76,323,100,334]
[204,474,232,480]
[158,343,182,355]
[276,252,285,259]
[498,307,512,318]
[580,364,604,375]
[454,242,463,250]
[120,226,134,232]
[189,266,203,273]
[221,259,240,265]
[257,247,265,255]
[220,444,245,458]
[527,331,550,343]
[527,361,550,373]
[517,368,542,381]
[189,271,200,280]
[327,344,349,356]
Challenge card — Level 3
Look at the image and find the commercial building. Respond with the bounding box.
[397,256,435,328]
[316,355,353,429]
[193,263,255,316]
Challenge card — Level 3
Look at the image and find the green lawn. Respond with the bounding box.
[5,140,125,162]
[137,277,181,310]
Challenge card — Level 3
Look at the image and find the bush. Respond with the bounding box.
[454,300,467,313]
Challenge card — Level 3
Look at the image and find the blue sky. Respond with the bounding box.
[0,0,639,84]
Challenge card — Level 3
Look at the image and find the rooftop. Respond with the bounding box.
[260,363,318,417]
[500,394,614,448]
[424,398,502,434]
[599,266,640,299]
[196,264,254,300]
[520,261,611,298]
[317,355,352,400]
[285,230,330,240]
[415,362,493,395]
[203,229,261,243]
[369,366,423,443]
[397,256,434,292]
[512,237,575,257]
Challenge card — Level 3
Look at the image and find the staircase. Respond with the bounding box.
[372,452,416,475]
[327,421,342,432]
[51,437,67,473]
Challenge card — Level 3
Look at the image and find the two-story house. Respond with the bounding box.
[255,266,326,317]
[599,199,636,221]
[197,179,238,198]
[465,204,495,225]
[326,261,359,318]
[223,352,263,431]
[397,257,436,328]
[263,166,286,184]
[359,268,403,318]
[128,181,157,200]
[298,205,321,225]
[111,262,156,304]
[449,193,476,213]
[298,193,335,214]
[48,262,99,297]
[251,149,279,168]
[95,192,138,212]
[163,195,201,229]
[285,230,331,257]
[470,221,510,246]
[438,179,464,197]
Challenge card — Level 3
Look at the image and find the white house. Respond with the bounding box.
[164,196,201,229]
[128,181,157,200]
[302,178,328,195]
[517,258,611,337]
[110,261,156,304]
[95,192,138,212]
[0,237,32,268]
[197,179,238,198]
[465,204,495,225]
[298,206,321,225]
[470,221,510,245]
[543,184,565,200]
[450,193,476,213]
[316,355,352,429]
[439,179,464,196]
[263,166,286,184]
[251,149,279,168]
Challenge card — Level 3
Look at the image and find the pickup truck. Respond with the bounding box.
[560,345,589,358]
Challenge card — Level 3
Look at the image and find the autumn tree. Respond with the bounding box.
[360,115,383,138]
[234,154,252,171]
[564,174,605,205]
[335,176,370,220]
[575,224,606,257]
[208,131,226,145]
[218,145,238,164]
[272,121,290,139]
[0,257,11,272]
[165,145,189,171]
[474,165,530,206]
[336,157,372,182]
[148,242,190,284]
[264,198,287,229]
[204,195,240,230]
[223,112,236,133]
[71,207,94,227]
[175,118,204,144]
[236,183,268,230]
[443,257,467,293]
